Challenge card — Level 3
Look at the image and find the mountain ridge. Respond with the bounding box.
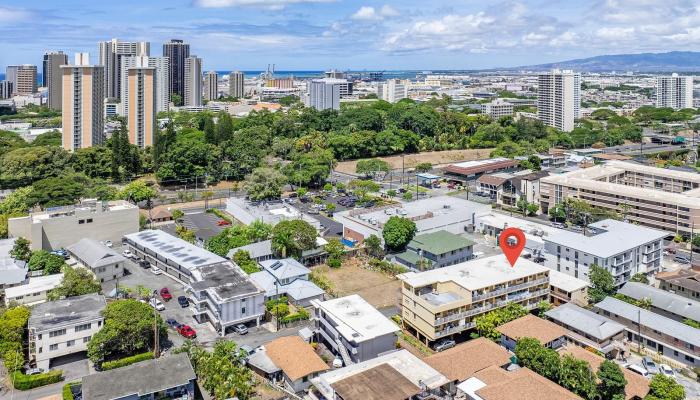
[499,51,700,72]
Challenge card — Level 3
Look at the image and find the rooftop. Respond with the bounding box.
[67,238,126,269]
[4,273,63,299]
[545,302,625,341]
[265,336,328,381]
[29,294,106,332]
[331,363,420,400]
[259,258,310,280]
[594,296,700,347]
[542,219,668,258]
[250,270,324,301]
[656,268,700,293]
[496,314,567,344]
[311,294,399,343]
[124,229,225,271]
[190,262,263,302]
[24,200,137,222]
[548,270,589,293]
[81,353,196,400]
[408,230,475,255]
[466,366,580,400]
[0,238,27,286]
[445,157,520,177]
[226,239,273,260]
[226,197,320,229]
[424,337,511,382]
[398,255,549,293]
[618,282,700,322]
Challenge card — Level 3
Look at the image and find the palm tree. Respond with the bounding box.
[201,190,214,210]
[272,229,293,258]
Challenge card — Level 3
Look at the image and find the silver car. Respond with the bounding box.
[642,357,659,375]
[435,339,456,352]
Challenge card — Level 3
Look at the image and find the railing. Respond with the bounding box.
[435,322,476,338]
[472,277,548,301]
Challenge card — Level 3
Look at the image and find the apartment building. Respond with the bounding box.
[539,160,700,236]
[618,282,700,324]
[397,255,550,345]
[548,269,588,306]
[543,219,667,287]
[183,56,202,107]
[229,71,244,98]
[43,52,68,110]
[594,296,700,367]
[311,294,399,365]
[98,38,150,100]
[120,55,169,115]
[28,294,106,370]
[480,98,514,119]
[544,303,626,356]
[8,200,139,251]
[377,79,408,103]
[656,73,693,110]
[306,78,343,110]
[394,230,474,271]
[163,39,190,102]
[67,238,126,283]
[61,53,105,151]
[3,274,63,307]
[204,71,218,101]
[124,63,156,148]
[11,65,38,95]
[656,268,700,301]
[537,69,580,132]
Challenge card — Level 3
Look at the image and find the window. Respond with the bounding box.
[75,323,92,332]
[66,340,75,347]
[83,336,91,343]
[38,347,42,353]
[86,218,93,223]
[685,355,695,363]
[78,219,85,224]
[49,344,58,351]
[49,329,66,338]
[241,307,246,314]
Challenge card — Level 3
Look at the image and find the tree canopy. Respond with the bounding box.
[48,265,102,300]
[382,216,417,251]
[271,219,317,259]
[589,264,616,304]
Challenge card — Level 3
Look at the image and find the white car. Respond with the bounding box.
[659,364,675,378]
[151,266,163,275]
[101,240,113,248]
[122,249,133,258]
[149,298,165,311]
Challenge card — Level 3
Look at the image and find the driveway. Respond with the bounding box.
[224,321,314,350]
[2,354,91,400]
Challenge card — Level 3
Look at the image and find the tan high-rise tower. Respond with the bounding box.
[61,53,105,151]
[126,64,156,148]
[43,52,68,110]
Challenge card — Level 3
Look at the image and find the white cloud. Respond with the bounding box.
[0,7,32,23]
[351,4,400,21]
[194,0,333,9]
[379,5,399,17]
[596,27,634,40]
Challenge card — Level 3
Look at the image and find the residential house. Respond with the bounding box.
[545,302,626,356]
[0,238,28,295]
[227,239,274,262]
[656,268,700,301]
[618,281,700,324]
[497,314,568,351]
[548,269,589,306]
[394,230,474,271]
[456,365,580,400]
[265,336,329,393]
[250,258,324,307]
[4,273,63,306]
[67,238,126,283]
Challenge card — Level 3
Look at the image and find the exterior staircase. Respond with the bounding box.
[335,337,354,366]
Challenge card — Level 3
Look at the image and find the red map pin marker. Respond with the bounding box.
[499,227,526,267]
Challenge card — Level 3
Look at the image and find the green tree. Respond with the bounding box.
[363,234,383,258]
[48,266,101,300]
[325,238,345,268]
[172,209,184,220]
[475,302,528,341]
[629,273,650,284]
[176,225,196,243]
[203,115,217,144]
[514,337,561,381]
[382,216,417,251]
[645,373,685,400]
[87,299,166,365]
[0,186,33,215]
[589,264,616,303]
[597,360,627,400]
[232,250,260,274]
[356,159,390,179]
[28,250,65,275]
[120,180,157,205]
[559,355,598,400]
[0,145,73,188]
[30,130,62,147]
[537,300,552,317]
[171,93,182,107]
[27,175,86,208]
[414,162,432,173]
[10,237,31,262]
[244,167,286,201]
[271,219,317,259]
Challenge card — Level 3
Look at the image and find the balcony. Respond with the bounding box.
[436,322,476,338]
[472,277,548,302]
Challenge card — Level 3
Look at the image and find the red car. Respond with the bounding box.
[159,287,172,301]
[177,325,197,339]
[217,220,231,226]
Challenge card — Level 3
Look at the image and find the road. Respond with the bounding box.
[601,143,687,155]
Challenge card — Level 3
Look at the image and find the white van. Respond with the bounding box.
[625,364,650,378]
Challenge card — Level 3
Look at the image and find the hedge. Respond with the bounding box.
[62,381,80,400]
[281,308,310,324]
[101,351,154,371]
[11,370,63,390]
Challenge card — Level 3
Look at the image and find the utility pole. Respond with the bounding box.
[401,154,405,185]
[153,290,160,358]
[637,308,641,353]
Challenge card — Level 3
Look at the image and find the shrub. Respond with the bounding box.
[62,381,80,400]
[281,308,310,324]
[101,351,154,371]
[11,370,63,390]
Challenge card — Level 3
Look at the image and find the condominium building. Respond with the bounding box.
[67,238,126,283]
[163,39,190,102]
[98,38,149,99]
[121,55,169,113]
[537,69,580,132]
[119,57,157,148]
[539,160,700,236]
[204,71,218,101]
[377,79,408,103]
[229,70,244,98]
[60,53,105,151]
[0,81,12,99]
[306,78,343,110]
[480,98,514,119]
[8,199,139,251]
[656,73,693,110]
[28,294,106,370]
[397,255,550,345]
[4,66,18,89]
[11,65,38,95]
[43,52,68,110]
[183,56,202,107]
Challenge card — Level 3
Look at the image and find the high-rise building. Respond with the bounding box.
[228,71,244,98]
[5,66,19,89]
[43,51,68,110]
[537,69,580,132]
[125,64,156,148]
[61,53,105,151]
[0,81,12,99]
[377,79,408,103]
[656,73,694,110]
[12,65,38,95]
[120,56,169,113]
[162,39,190,104]
[98,39,149,99]
[306,78,343,110]
[204,71,218,101]
[324,69,345,79]
[183,56,202,107]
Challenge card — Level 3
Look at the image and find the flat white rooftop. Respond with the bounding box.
[450,157,512,169]
[4,273,63,299]
[312,294,399,343]
[398,254,549,290]
[548,269,589,293]
[124,229,225,271]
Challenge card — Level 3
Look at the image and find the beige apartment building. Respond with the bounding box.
[397,255,550,345]
[61,53,105,151]
[15,65,38,95]
[540,160,700,236]
[126,66,156,148]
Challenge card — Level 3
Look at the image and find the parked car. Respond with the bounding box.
[233,324,249,335]
[177,296,189,308]
[332,358,343,368]
[177,325,197,339]
[625,364,650,378]
[122,249,134,258]
[434,339,456,352]
[26,367,44,375]
[674,254,690,264]
[217,220,231,226]
[50,249,69,259]
[165,318,180,328]
[101,240,113,248]
[160,288,172,301]
[659,364,675,378]
[642,357,660,375]
[151,266,162,275]
[139,260,150,269]
[149,298,165,311]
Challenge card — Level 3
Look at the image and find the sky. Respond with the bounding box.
[1,0,700,71]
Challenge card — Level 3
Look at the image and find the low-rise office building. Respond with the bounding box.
[543,219,667,287]
[545,302,626,356]
[443,157,520,182]
[226,197,321,230]
[594,296,700,367]
[250,258,325,307]
[4,274,63,306]
[618,281,700,324]
[656,268,700,301]
[548,269,589,306]
[67,238,126,283]
[480,99,514,118]
[394,230,474,271]
[9,200,139,250]
[311,294,399,365]
[497,314,567,351]
[28,294,106,370]
[398,255,550,345]
[81,353,196,400]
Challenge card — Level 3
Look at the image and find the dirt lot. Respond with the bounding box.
[313,258,401,308]
[335,149,495,175]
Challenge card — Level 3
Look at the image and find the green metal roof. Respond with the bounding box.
[408,230,475,255]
